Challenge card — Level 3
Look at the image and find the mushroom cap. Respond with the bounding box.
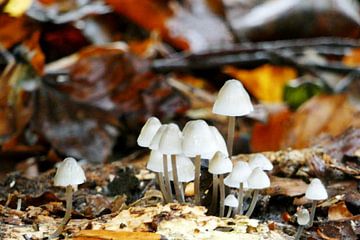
[146,150,172,173]
[182,120,217,158]
[212,79,254,116]
[149,124,168,150]
[297,208,310,225]
[224,194,238,208]
[305,178,328,200]
[208,151,233,174]
[209,126,229,157]
[54,157,86,187]
[249,153,273,171]
[247,167,270,189]
[231,161,252,182]
[137,117,161,147]
[169,155,195,182]
[158,124,182,154]
[224,172,249,189]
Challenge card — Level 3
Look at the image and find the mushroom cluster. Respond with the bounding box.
[137,79,274,218]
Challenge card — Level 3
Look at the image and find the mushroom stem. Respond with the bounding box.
[171,155,184,203]
[226,207,233,218]
[50,185,73,238]
[156,172,170,203]
[162,154,173,202]
[245,190,259,217]
[210,174,219,213]
[237,182,244,215]
[194,154,201,205]
[294,225,304,240]
[219,174,225,217]
[227,116,236,156]
[307,200,317,227]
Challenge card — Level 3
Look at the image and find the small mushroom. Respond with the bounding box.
[224,194,238,218]
[212,79,253,156]
[158,124,183,202]
[248,153,273,171]
[51,157,86,238]
[305,178,328,227]
[146,150,172,203]
[224,161,252,215]
[182,120,217,205]
[294,208,310,240]
[208,151,233,217]
[245,167,270,217]
[169,155,195,201]
[149,124,173,202]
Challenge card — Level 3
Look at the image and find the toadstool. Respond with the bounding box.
[305,178,328,227]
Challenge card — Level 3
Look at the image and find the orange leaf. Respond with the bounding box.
[343,48,360,67]
[223,64,297,103]
[74,230,162,240]
[105,0,189,50]
[251,107,292,152]
[328,201,353,221]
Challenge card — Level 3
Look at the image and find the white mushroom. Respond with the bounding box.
[248,153,273,171]
[224,194,238,218]
[305,178,328,227]
[137,117,161,147]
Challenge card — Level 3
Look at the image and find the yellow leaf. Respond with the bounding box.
[223,64,297,103]
[4,0,33,17]
[74,230,162,240]
[343,48,360,67]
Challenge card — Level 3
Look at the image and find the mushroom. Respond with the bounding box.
[208,126,229,213]
[208,151,233,217]
[51,157,86,238]
[137,117,161,147]
[146,150,172,203]
[294,208,310,240]
[248,153,273,171]
[158,124,183,202]
[169,155,195,201]
[182,120,217,204]
[225,161,252,215]
[305,178,328,227]
[245,167,270,217]
[149,124,173,202]
[224,194,238,218]
[137,118,171,202]
[212,79,253,156]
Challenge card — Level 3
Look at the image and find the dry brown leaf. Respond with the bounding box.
[265,176,308,197]
[223,64,297,103]
[282,94,360,149]
[328,201,353,221]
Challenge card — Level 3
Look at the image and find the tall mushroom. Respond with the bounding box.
[51,157,86,238]
[246,167,270,217]
[158,124,183,202]
[224,161,252,215]
[182,120,217,205]
[208,151,233,217]
[212,79,253,156]
[305,178,328,227]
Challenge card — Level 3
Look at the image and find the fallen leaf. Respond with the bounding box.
[251,107,292,152]
[282,94,360,149]
[265,176,308,197]
[343,48,360,67]
[75,230,162,240]
[223,64,297,103]
[328,201,353,221]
